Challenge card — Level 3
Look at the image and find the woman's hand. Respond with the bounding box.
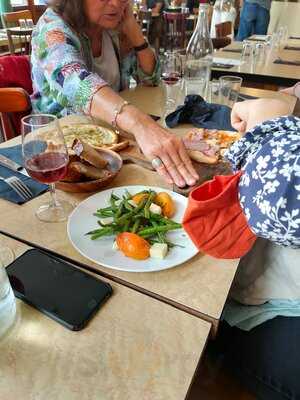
[120,2,142,42]
[231,99,291,134]
[134,119,199,188]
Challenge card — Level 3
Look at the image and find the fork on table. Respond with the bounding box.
[0,175,33,201]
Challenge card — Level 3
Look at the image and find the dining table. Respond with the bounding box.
[0,234,211,400]
[212,39,300,87]
[0,85,296,337]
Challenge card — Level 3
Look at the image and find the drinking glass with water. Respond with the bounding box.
[0,247,16,339]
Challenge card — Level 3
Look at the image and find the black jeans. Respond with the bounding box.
[210,317,300,400]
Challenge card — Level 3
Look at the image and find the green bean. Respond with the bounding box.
[115,200,125,218]
[111,193,120,201]
[139,224,181,238]
[151,220,165,243]
[144,191,156,219]
[90,227,115,240]
[131,218,141,233]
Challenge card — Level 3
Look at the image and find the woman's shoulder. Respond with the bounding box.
[33,7,80,46]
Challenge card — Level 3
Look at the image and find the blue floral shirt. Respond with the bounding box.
[223,115,300,331]
[226,115,300,248]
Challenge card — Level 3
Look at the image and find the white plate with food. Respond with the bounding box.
[67,185,199,272]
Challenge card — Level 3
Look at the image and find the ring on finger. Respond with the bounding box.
[151,157,163,169]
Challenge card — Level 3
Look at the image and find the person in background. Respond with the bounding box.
[183,98,300,399]
[236,0,271,41]
[31,0,198,188]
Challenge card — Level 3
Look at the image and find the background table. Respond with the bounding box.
[0,235,211,400]
[212,43,300,87]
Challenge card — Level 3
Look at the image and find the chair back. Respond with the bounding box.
[163,12,188,51]
[6,29,32,55]
[0,88,31,141]
[0,56,32,141]
[215,21,232,38]
[2,10,33,28]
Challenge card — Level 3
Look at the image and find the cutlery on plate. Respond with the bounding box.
[0,154,29,177]
[0,175,33,201]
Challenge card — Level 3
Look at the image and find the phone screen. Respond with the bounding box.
[6,249,112,330]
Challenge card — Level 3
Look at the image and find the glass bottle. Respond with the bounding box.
[185,4,213,99]
[186,4,213,60]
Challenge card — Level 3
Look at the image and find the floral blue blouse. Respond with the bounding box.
[30,8,160,117]
[225,115,300,248]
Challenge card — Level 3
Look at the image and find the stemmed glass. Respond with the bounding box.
[161,51,182,119]
[22,114,73,223]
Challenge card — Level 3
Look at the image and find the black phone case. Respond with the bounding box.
[6,249,112,331]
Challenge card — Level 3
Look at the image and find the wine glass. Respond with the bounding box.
[161,51,182,118]
[21,114,73,223]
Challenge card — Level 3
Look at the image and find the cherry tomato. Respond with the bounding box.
[116,232,150,260]
[154,192,175,218]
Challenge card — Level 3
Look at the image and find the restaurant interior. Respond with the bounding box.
[0,0,299,399]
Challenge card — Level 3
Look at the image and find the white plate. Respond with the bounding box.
[67,185,198,273]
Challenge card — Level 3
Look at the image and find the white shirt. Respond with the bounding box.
[93,31,120,92]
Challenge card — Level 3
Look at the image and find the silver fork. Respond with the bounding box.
[0,175,33,201]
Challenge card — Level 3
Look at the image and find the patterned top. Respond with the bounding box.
[31,8,160,117]
[223,116,300,331]
[225,116,300,248]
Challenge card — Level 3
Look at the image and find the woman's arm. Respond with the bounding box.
[280,82,300,100]
[90,87,199,188]
[32,16,198,187]
[121,3,156,76]
[231,98,292,133]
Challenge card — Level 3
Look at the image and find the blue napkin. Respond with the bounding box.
[0,145,48,205]
[165,95,235,131]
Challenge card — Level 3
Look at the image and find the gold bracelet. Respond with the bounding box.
[112,101,130,133]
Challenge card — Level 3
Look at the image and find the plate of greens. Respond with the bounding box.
[67,185,199,272]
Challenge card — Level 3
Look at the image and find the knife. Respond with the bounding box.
[0,154,29,177]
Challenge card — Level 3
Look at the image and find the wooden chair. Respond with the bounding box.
[6,28,32,55]
[215,21,232,38]
[2,10,33,28]
[213,21,232,49]
[163,12,189,51]
[0,88,31,141]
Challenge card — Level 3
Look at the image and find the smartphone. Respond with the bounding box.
[6,249,112,331]
[149,114,161,121]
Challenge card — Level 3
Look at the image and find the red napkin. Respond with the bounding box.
[183,172,256,259]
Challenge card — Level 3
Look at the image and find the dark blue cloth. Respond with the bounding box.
[165,95,234,131]
[209,317,300,400]
[0,145,48,205]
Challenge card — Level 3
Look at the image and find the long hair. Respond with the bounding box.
[50,0,88,32]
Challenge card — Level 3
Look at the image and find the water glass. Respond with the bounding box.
[184,57,211,100]
[207,80,220,104]
[241,40,254,64]
[254,42,266,64]
[0,246,16,339]
[219,75,243,107]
